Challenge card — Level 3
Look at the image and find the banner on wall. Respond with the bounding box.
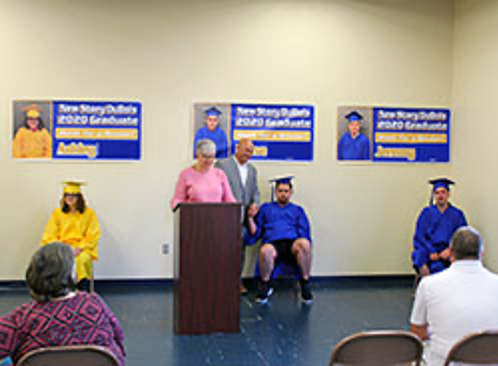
[12,100,142,161]
[337,106,450,163]
[193,102,314,161]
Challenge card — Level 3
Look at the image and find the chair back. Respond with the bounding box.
[16,345,119,366]
[330,330,423,366]
[444,330,498,366]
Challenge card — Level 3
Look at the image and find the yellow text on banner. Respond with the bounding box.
[55,128,138,140]
[233,129,311,142]
[375,132,447,144]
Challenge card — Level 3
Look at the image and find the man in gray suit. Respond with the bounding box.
[216,138,260,294]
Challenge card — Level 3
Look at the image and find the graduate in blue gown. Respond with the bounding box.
[412,178,468,276]
[193,107,228,158]
[246,176,313,304]
[338,110,370,160]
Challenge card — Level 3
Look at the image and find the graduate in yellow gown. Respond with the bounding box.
[13,104,52,159]
[41,181,100,289]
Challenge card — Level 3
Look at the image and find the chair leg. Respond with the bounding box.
[90,261,95,293]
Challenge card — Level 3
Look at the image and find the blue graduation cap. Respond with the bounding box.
[429,177,455,192]
[428,177,455,205]
[269,175,294,201]
[345,111,363,123]
[204,106,222,117]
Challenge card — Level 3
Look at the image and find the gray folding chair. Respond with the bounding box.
[330,330,423,366]
[444,330,498,366]
[16,345,119,366]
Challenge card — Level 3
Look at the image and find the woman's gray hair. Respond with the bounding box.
[195,139,216,156]
[26,243,76,303]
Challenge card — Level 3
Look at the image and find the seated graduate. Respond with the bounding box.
[337,110,370,161]
[412,177,468,277]
[41,181,100,291]
[171,139,236,210]
[0,243,126,366]
[246,176,313,305]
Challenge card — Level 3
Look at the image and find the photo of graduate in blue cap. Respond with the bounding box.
[337,108,371,161]
[193,104,229,159]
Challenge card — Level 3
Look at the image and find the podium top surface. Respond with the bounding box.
[173,202,242,212]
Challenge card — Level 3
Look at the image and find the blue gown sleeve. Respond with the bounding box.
[217,129,229,158]
[413,209,436,254]
[361,136,370,160]
[338,135,345,160]
[296,207,312,242]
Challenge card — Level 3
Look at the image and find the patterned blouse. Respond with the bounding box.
[0,292,125,365]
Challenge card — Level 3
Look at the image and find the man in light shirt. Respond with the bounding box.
[410,226,498,365]
[216,138,260,294]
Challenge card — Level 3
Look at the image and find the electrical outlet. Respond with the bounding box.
[162,243,169,255]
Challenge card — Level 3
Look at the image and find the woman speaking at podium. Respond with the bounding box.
[171,139,235,209]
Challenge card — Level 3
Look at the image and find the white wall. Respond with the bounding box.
[453,0,498,272]
[0,0,455,279]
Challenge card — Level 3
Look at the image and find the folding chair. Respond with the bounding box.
[444,330,498,366]
[329,330,423,366]
[16,345,119,366]
[90,261,95,293]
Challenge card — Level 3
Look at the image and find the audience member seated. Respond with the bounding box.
[410,226,498,366]
[0,243,126,366]
[412,178,468,277]
[246,176,313,305]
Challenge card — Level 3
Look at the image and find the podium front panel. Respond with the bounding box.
[174,203,241,334]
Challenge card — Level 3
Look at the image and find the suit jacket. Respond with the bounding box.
[215,156,260,214]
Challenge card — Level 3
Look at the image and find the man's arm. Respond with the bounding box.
[410,324,429,341]
[410,279,429,341]
[250,166,260,205]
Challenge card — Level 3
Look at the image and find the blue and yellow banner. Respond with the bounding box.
[52,100,141,160]
[372,107,450,162]
[231,103,314,161]
[13,100,142,161]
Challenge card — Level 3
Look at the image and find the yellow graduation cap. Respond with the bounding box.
[62,180,86,195]
[22,104,42,119]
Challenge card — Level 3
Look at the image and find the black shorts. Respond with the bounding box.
[268,239,298,265]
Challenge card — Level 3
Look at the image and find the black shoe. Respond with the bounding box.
[255,280,273,304]
[300,280,313,304]
[77,279,90,292]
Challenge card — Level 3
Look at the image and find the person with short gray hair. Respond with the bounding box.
[171,138,236,209]
[451,226,482,260]
[410,226,498,365]
[195,138,216,157]
[0,243,126,365]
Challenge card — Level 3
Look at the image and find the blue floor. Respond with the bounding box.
[0,278,414,366]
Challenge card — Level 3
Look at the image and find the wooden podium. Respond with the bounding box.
[173,203,241,335]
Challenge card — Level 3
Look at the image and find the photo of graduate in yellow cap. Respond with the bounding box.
[41,181,100,290]
[12,101,53,159]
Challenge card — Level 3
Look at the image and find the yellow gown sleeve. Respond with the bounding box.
[12,128,26,158]
[78,209,101,260]
[42,129,52,158]
[41,209,61,245]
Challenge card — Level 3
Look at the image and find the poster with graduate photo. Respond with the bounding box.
[193,102,314,162]
[372,107,450,163]
[13,100,142,161]
[337,106,450,163]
